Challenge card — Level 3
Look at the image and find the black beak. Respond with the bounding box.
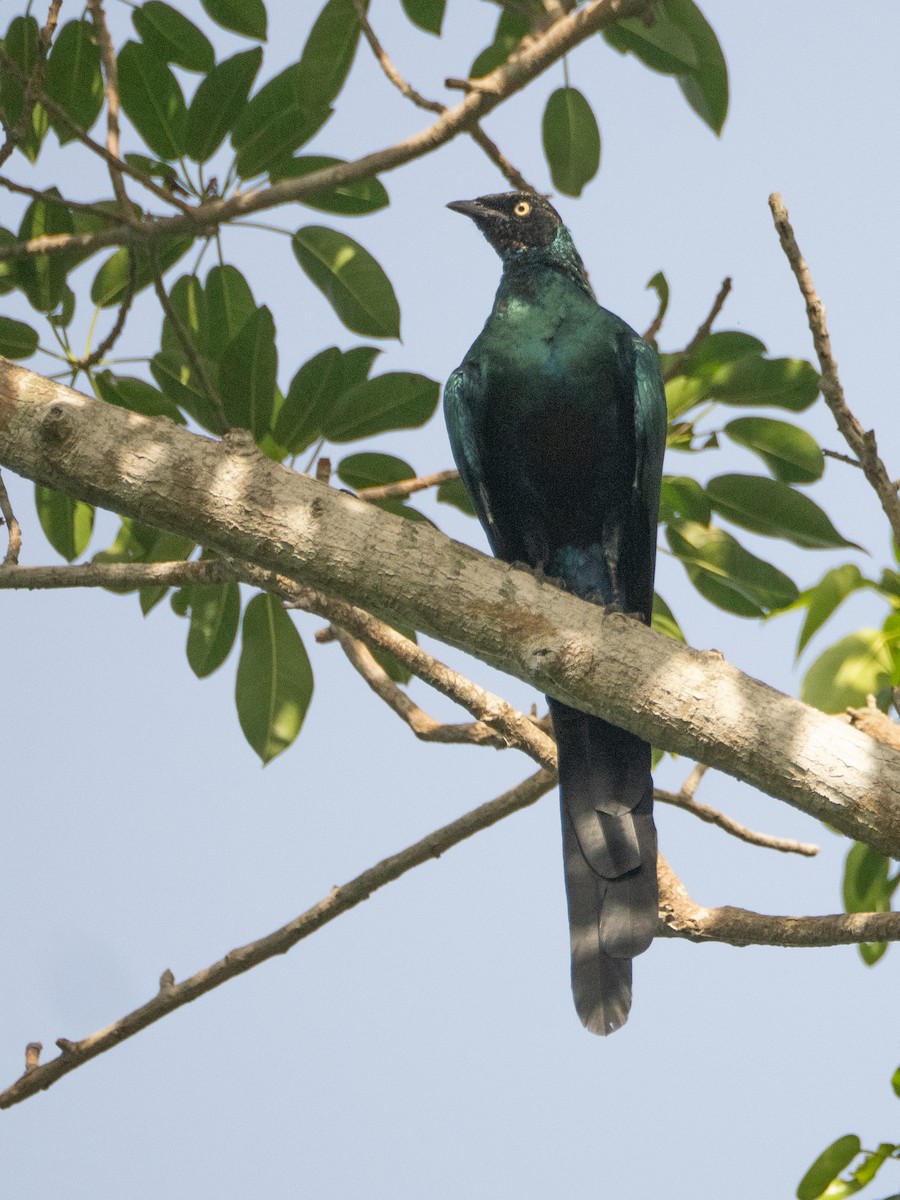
[446,199,486,220]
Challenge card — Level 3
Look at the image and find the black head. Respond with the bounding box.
[446,192,563,256]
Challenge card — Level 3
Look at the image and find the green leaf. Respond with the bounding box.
[340,345,381,389]
[269,155,389,215]
[891,1067,900,1099]
[0,16,47,162]
[796,1135,861,1200]
[185,47,262,162]
[160,273,208,357]
[274,347,341,453]
[603,6,698,73]
[659,475,711,524]
[707,356,820,411]
[0,228,18,294]
[0,316,38,359]
[231,64,331,178]
[844,841,891,913]
[150,352,221,431]
[706,475,859,550]
[682,330,766,372]
[372,497,431,525]
[200,0,267,39]
[17,192,74,312]
[205,263,256,359]
[801,630,893,713]
[667,521,798,617]
[645,271,669,329]
[292,226,400,338]
[89,237,193,308]
[34,484,94,562]
[117,40,187,160]
[337,453,414,490]
[437,475,476,516]
[132,2,214,72]
[603,0,727,133]
[236,593,314,763]
[471,9,528,77]
[123,152,179,182]
[670,0,728,135]
[542,87,601,198]
[45,20,103,143]
[219,306,277,439]
[91,517,193,609]
[93,369,185,423]
[724,417,824,484]
[797,564,867,655]
[298,0,364,110]
[323,372,440,442]
[185,581,241,677]
[400,0,445,35]
[652,592,686,642]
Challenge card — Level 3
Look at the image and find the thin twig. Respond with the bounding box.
[325,625,535,748]
[357,469,459,503]
[663,277,732,382]
[769,193,900,548]
[657,857,900,947]
[150,258,229,433]
[0,0,62,170]
[0,0,654,263]
[73,254,138,370]
[823,447,861,469]
[87,0,130,213]
[0,469,22,565]
[0,174,126,220]
[469,124,537,193]
[0,45,190,216]
[0,766,557,1108]
[656,786,819,856]
[353,0,444,113]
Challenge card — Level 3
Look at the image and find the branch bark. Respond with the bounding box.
[2,361,900,855]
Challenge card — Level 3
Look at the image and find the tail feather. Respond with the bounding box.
[550,699,658,1034]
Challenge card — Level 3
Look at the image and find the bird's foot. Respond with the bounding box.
[586,596,647,622]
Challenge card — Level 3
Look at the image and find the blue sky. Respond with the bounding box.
[3,3,900,1196]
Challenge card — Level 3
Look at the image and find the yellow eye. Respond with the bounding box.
[513,200,532,217]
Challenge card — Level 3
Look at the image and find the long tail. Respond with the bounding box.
[548,700,658,1036]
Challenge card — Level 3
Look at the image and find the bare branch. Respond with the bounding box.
[324,624,530,749]
[656,784,819,856]
[0,469,22,565]
[658,858,900,947]
[769,193,900,547]
[87,0,130,213]
[0,559,230,590]
[0,0,654,263]
[357,468,459,503]
[353,0,444,113]
[663,277,732,382]
[468,124,537,193]
[0,766,556,1108]
[74,254,138,370]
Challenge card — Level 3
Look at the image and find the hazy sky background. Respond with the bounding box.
[3,3,900,1196]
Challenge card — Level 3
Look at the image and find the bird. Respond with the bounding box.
[443,192,666,1035]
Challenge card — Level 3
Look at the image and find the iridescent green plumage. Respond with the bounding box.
[444,193,666,1034]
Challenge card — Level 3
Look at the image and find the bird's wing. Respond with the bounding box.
[443,363,514,560]
[632,336,667,536]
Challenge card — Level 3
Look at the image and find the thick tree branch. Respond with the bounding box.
[2,362,900,855]
[0,0,652,263]
[769,193,900,547]
[0,766,557,1108]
